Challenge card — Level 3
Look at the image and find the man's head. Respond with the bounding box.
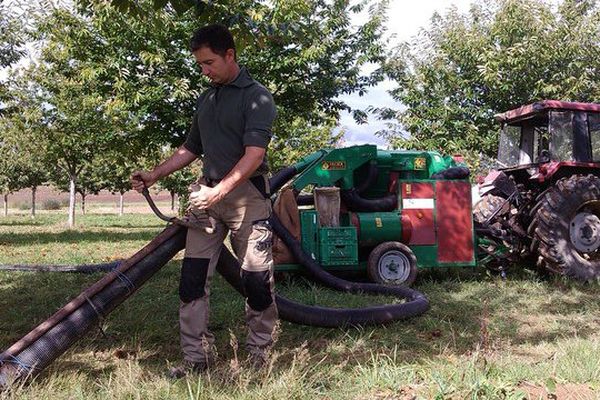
[190,24,239,85]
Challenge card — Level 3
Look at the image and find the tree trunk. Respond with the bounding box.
[3,194,7,217]
[68,174,76,228]
[119,191,124,216]
[31,186,36,218]
[81,193,86,215]
[171,190,176,211]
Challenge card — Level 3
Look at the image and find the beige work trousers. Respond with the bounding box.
[179,177,278,363]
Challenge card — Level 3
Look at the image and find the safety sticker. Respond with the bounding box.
[321,161,346,170]
[413,157,426,170]
[402,198,434,209]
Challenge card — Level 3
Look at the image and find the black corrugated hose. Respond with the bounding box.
[0,261,120,273]
[0,165,429,388]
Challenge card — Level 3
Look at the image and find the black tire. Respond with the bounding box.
[367,242,417,286]
[530,174,600,280]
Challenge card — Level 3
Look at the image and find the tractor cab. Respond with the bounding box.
[495,100,600,171]
[476,101,600,281]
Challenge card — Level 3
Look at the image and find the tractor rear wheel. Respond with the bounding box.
[530,174,600,280]
[367,242,417,286]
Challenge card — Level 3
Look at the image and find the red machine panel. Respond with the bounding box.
[402,182,435,245]
[402,182,434,199]
[436,181,475,263]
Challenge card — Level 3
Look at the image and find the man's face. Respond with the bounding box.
[193,46,235,85]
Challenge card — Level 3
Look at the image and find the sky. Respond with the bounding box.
[340,0,473,147]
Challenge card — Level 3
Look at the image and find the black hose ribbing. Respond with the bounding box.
[430,166,470,180]
[0,227,187,387]
[355,161,379,194]
[296,194,314,206]
[267,213,429,326]
[340,188,397,212]
[269,166,298,193]
[0,261,120,273]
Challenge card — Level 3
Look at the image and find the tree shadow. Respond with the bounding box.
[0,220,50,227]
[0,230,161,246]
[2,253,599,384]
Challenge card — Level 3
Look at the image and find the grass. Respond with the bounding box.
[0,210,599,399]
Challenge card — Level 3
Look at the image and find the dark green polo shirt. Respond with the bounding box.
[183,67,276,180]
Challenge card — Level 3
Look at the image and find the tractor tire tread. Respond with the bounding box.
[531,174,600,280]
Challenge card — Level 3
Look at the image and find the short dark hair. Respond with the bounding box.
[190,24,236,57]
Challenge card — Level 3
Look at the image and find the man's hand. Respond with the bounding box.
[130,170,158,193]
[189,185,224,209]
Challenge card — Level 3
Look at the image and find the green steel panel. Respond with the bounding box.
[410,245,439,268]
[319,243,359,266]
[300,210,319,261]
[318,226,358,266]
[355,212,403,246]
[292,145,378,190]
[318,226,357,243]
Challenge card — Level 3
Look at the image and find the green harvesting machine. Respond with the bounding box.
[273,144,477,286]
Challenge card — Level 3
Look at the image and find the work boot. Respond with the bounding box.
[167,358,213,379]
[247,348,269,371]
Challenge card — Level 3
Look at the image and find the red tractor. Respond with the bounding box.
[475,100,600,280]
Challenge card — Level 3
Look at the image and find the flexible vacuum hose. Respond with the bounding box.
[340,188,397,212]
[0,221,428,387]
[0,226,186,388]
[0,261,120,273]
[0,163,430,388]
[268,214,429,326]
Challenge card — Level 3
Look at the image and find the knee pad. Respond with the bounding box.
[241,270,273,312]
[179,257,210,303]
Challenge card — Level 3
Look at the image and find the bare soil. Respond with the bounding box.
[518,382,597,400]
[5,186,175,213]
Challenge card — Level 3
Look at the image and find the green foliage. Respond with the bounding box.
[77,0,388,144]
[380,0,600,166]
[269,116,343,170]
[240,0,388,125]
[0,5,25,68]
[0,84,48,196]
[0,3,26,114]
[4,0,388,225]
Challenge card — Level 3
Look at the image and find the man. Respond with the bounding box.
[131,24,277,377]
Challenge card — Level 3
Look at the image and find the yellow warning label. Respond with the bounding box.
[414,157,426,170]
[321,161,346,170]
[375,217,383,228]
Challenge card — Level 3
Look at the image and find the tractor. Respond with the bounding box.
[474,100,600,280]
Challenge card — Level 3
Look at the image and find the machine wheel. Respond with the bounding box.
[530,174,600,280]
[367,242,417,286]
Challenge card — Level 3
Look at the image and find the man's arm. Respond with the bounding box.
[189,146,265,209]
[130,146,198,193]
